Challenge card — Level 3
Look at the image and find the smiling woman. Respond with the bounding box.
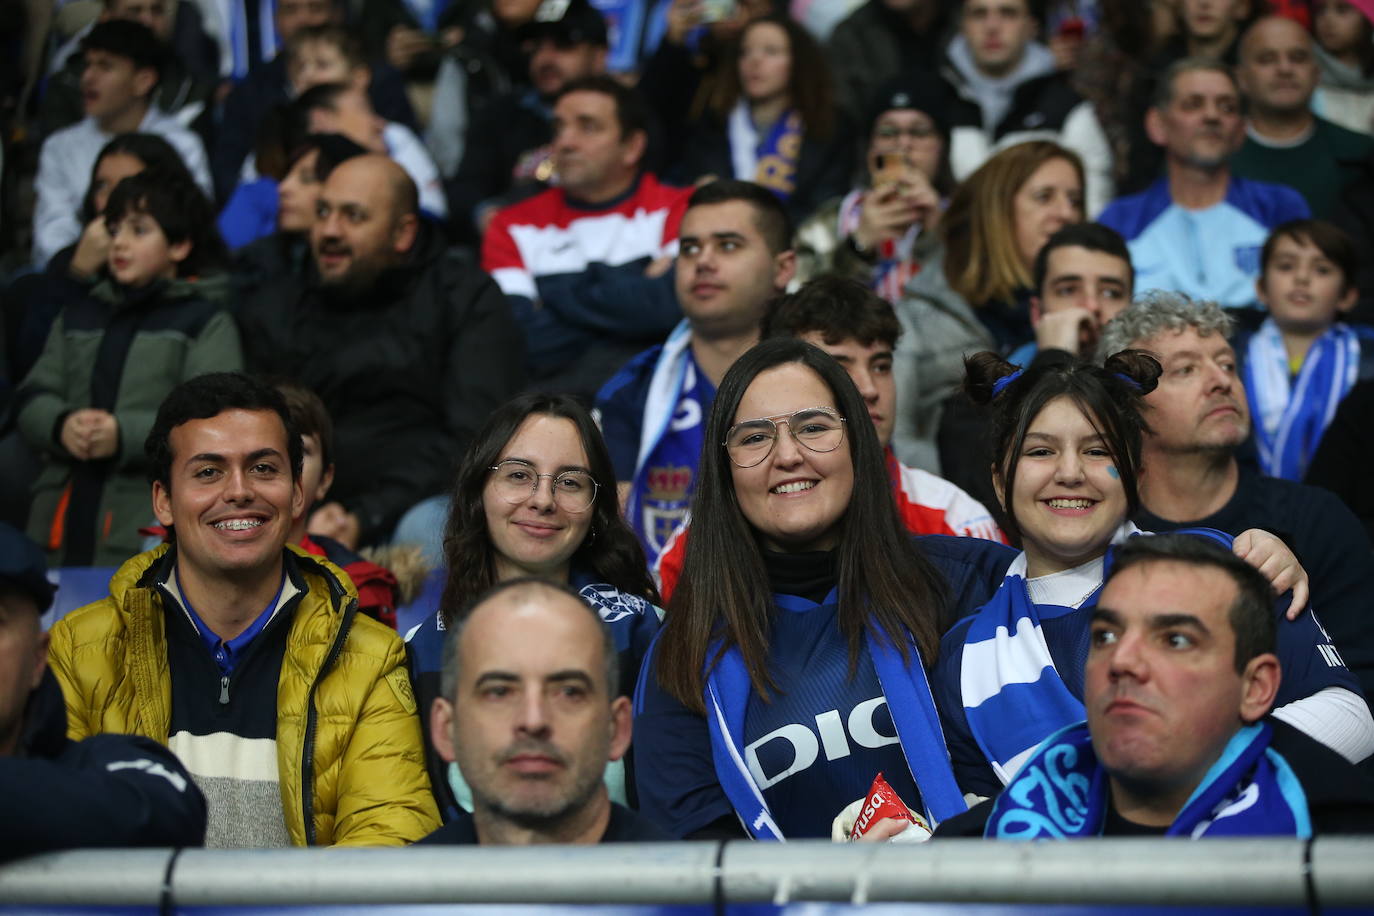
[634,337,1017,841]
[404,393,661,820]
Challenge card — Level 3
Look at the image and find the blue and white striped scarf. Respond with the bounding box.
[986,721,1311,839]
[1244,318,1360,481]
[960,523,1134,784]
[960,524,1239,785]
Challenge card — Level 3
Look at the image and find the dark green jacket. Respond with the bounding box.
[16,274,241,565]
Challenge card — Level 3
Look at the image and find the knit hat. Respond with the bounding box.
[866,72,952,138]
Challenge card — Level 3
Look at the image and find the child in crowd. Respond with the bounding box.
[273,381,401,628]
[283,24,447,218]
[16,171,242,567]
[1238,219,1374,481]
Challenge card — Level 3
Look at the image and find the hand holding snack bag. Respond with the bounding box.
[831,772,932,843]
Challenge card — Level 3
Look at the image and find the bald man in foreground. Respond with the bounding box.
[417,579,669,845]
[237,154,525,549]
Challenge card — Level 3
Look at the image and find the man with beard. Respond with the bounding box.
[1099,58,1310,309]
[416,578,669,845]
[237,154,524,549]
[1098,291,1374,736]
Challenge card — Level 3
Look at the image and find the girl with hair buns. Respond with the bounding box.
[930,350,1367,803]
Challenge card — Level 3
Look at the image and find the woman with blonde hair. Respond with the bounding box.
[890,140,1085,477]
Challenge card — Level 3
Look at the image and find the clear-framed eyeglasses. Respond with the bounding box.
[487,460,600,512]
[723,407,847,468]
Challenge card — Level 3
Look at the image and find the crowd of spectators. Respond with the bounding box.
[1,0,1374,866]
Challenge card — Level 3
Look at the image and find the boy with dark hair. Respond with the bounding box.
[1012,222,1135,364]
[1236,219,1374,480]
[274,381,401,628]
[34,19,212,267]
[38,0,220,143]
[17,171,241,566]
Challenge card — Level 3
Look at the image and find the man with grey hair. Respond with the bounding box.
[417,578,668,845]
[1099,292,1374,748]
[1098,58,1309,308]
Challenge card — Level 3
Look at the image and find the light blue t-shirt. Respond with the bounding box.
[1098,176,1310,308]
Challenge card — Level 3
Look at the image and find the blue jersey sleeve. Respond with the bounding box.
[632,635,736,838]
[915,535,1017,633]
[932,617,1004,799]
[1274,601,1363,707]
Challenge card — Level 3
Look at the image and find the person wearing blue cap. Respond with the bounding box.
[0,522,207,861]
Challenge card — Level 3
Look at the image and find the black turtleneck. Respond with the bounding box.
[761,548,837,604]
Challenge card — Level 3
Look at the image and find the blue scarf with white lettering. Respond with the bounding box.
[986,721,1311,838]
[703,589,965,839]
[1244,318,1360,481]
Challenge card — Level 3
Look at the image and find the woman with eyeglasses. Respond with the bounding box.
[405,393,661,820]
[634,338,1016,840]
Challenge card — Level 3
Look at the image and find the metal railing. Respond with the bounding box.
[1,839,1372,909]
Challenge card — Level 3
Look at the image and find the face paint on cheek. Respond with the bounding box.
[1107,466,1120,479]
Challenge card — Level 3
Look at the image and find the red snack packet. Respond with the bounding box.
[849,772,918,840]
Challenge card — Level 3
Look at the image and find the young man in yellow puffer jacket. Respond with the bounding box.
[47,372,439,846]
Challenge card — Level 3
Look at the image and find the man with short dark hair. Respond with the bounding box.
[1231,16,1374,219]
[1098,58,1310,308]
[33,18,212,266]
[595,179,792,567]
[939,0,1114,214]
[1099,292,1374,729]
[38,0,220,141]
[47,373,439,847]
[417,578,668,844]
[448,0,610,242]
[239,154,523,549]
[1010,222,1135,364]
[937,533,1374,837]
[484,74,690,399]
[0,521,207,861]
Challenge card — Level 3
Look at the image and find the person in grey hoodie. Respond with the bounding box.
[939,0,1114,216]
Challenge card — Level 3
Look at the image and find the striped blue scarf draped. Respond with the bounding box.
[1244,318,1360,481]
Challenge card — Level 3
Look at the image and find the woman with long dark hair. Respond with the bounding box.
[634,338,1014,839]
[931,349,1372,802]
[674,14,853,223]
[406,392,661,819]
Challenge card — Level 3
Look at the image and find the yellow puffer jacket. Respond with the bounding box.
[47,544,440,846]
